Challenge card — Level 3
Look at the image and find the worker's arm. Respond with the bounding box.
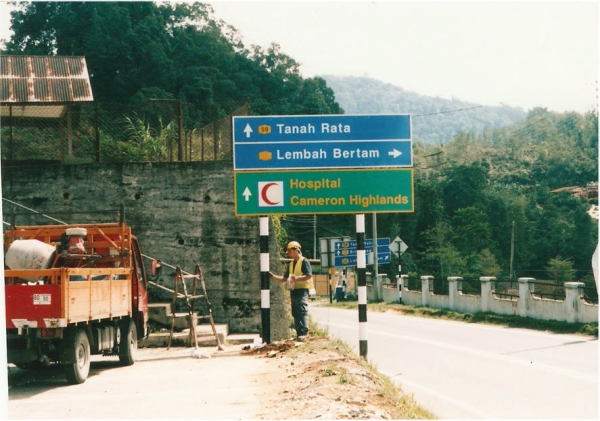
[287,274,311,283]
[268,271,287,283]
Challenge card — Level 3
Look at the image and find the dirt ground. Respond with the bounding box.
[242,337,432,420]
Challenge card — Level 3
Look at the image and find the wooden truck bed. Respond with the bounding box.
[4,223,134,329]
[5,267,132,328]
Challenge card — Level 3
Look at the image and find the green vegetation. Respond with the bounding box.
[279,107,597,294]
[3,2,598,290]
[325,300,598,336]
[2,2,342,126]
[323,75,528,145]
[320,364,355,384]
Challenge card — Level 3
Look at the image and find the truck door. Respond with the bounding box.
[131,237,149,338]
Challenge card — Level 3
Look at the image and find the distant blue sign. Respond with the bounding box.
[335,246,390,257]
[233,115,412,170]
[334,238,390,250]
[334,252,391,267]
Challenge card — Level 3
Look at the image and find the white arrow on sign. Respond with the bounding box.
[244,124,253,138]
[242,187,252,201]
[390,236,408,256]
[388,149,402,158]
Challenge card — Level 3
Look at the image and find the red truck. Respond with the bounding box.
[4,222,149,384]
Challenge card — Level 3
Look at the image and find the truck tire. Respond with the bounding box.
[64,329,91,384]
[119,319,137,366]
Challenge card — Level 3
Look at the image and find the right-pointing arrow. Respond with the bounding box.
[388,149,402,158]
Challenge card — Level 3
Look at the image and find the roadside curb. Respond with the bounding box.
[140,324,260,348]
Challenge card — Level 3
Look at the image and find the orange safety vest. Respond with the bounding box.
[288,256,313,290]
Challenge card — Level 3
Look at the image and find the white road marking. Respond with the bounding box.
[322,320,597,383]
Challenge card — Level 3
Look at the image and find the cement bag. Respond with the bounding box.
[5,239,56,282]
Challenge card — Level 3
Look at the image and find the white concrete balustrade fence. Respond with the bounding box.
[367,275,598,323]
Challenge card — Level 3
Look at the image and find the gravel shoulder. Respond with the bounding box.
[245,337,435,420]
[7,334,434,420]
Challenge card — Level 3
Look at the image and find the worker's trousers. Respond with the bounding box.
[290,289,309,337]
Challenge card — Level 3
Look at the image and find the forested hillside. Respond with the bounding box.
[322,75,527,144]
[283,108,598,286]
[2,2,598,290]
[2,2,342,120]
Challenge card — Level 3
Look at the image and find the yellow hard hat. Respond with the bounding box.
[286,241,301,251]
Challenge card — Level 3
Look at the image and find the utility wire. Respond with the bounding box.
[2,197,196,276]
[413,105,485,117]
[3,197,65,225]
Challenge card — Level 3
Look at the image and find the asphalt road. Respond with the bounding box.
[310,304,598,420]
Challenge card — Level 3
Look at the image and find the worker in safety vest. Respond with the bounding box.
[269,241,313,341]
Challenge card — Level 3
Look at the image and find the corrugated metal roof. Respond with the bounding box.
[0,55,94,104]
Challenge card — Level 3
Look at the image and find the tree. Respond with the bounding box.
[4,2,342,116]
[451,207,492,254]
[442,163,489,216]
[473,249,502,277]
[546,256,576,283]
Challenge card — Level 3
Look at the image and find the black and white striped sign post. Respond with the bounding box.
[356,214,368,358]
[232,115,413,351]
[259,216,271,344]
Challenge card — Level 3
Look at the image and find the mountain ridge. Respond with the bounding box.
[321,75,528,145]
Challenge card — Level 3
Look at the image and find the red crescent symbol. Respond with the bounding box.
[261,182,279,205]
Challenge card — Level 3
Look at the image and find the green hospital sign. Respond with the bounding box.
[234,169,414,216]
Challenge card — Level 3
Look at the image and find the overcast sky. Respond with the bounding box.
[209,1,598,113]
[1,1,598,113]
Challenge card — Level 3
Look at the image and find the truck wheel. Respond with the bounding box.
[64,329,91,384]
[119,319,137,366]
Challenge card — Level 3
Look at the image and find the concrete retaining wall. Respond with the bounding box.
[2,161,289,339]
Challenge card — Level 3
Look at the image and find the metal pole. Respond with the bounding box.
[66,105,73,161]
[259,217,271,344]
[214,120,219,160]
[510,221,515,281]
[327,239,333,304]
[313,215,317,259]
[356,214,367,359]
[177,100,183,161]
[95,102,101,163]
[373,213,379,301]
[9,105,13,162]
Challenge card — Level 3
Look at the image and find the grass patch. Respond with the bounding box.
[322,300,598,337]
[320,364,355,384]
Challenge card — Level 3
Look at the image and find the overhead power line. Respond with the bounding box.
[413,105,484,117]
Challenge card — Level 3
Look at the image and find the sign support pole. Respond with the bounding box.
[259,217,271,344]
[356,214,368,359]
[327,240,333,304]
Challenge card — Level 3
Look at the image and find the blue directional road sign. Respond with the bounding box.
[334,238,390,251]
[233,115,412,170]
[335,246,391,257]
[334,253,391,267]
[332,238,391,266]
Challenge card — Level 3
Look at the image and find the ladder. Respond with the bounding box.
[167,264,224,351]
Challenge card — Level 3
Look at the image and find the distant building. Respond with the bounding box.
[0,55,93,163]
[550,182,598,199]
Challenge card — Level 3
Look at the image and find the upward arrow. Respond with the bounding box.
[244,124,253,138]
[242,187,252,201]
